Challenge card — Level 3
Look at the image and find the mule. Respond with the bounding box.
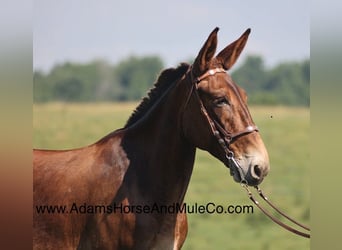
[33,28,270,249]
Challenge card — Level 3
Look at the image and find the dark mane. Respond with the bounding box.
[124,63,190,128]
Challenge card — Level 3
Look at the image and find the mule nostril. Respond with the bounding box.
[252,165,262,179]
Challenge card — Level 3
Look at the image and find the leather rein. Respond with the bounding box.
[185,67,310,239]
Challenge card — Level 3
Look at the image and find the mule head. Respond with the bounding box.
[183,28,270,186]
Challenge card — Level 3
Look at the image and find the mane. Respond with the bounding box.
[124,63,190,128]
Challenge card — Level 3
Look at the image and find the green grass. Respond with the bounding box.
[33,103,310,249]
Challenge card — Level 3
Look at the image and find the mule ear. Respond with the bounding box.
[192,27,219,76]
[216,28,251,70]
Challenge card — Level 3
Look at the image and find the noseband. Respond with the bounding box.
[184,66,310,238]
[186,67,258,184]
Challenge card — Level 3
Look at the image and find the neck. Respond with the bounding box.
[122,79,196,205]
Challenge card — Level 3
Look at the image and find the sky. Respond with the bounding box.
[34,0,309,73]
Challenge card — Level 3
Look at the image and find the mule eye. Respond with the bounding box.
[213,97,229,107]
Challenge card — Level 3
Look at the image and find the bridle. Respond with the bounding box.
[183,66,311,239]
[184,66,258,183]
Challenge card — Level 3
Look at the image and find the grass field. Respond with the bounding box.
[33,102,310,250]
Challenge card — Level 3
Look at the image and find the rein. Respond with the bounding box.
[242,184,310,238]
[186,67,311,239]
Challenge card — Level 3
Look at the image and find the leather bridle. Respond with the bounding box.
[184,66,311,238]
[184,66,258,183]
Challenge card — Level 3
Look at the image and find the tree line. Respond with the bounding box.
[34,55,309,106]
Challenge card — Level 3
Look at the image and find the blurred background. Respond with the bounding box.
[33,1,309,249]
[34,0,309,106]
